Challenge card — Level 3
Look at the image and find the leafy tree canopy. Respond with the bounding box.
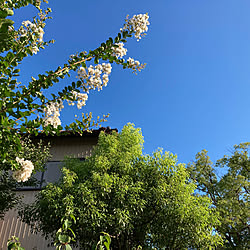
[188,143,250,249]
[21,124,223,249]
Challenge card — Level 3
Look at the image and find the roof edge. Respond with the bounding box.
[30,127,118,139]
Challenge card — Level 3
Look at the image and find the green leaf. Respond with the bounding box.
[77,81,81,87]
[65,244,72,250]
[64,219,71,229]
[58,234,70,243]
[0,9,14,18]
[94,57,99,64]
[7,242,16,250]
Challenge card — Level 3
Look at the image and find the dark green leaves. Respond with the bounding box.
[58,234,71,244]
[0,9,14,19]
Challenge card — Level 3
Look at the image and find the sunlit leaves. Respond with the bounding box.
[188,144,250,248]
[20,124,222,249]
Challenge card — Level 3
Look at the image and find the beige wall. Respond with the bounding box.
[43,136,97,161]
[0,135,98,249]
[0,191,55,250]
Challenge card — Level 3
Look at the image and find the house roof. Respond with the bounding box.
[31,126,118,139]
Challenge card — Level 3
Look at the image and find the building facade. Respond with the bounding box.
[0,128,117,249]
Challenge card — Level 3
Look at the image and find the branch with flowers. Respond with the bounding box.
[0,0,150,215]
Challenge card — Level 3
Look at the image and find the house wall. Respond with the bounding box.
[0,135,98,250]
[0,191,55,250]
[48,136,97,161]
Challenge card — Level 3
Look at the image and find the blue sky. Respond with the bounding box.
[14,0,250,164]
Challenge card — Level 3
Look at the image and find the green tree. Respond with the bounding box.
[20,124,222,249]
[187,143,250,249]
[0,0,149,216]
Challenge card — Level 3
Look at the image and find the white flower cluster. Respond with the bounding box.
[19,20,44,54]
[68,91,88,109]
[13,157,34,182]
[122,13,150,41]
[77,63,112,91]
[112,42,127,58]
[43,100,64,128]
[127,57,140,68]
[31,46,39,54]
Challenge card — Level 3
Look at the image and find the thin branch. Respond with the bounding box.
[0,56,93,114]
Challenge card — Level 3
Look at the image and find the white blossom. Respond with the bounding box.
[67,91,88,109]
[31,45,39,54]
[13,157,34,182]
[127,57,140,66]
[121,13,150,41]
[96,64,103,71]
[22,20,37,32]
[102,63,112,74]
[19,20,45,43]
[43,100,64,128]
[112,42,127,58]
[88,65,95,75]
[102,74,109,86]
[37,27,44,42]
[22,20,33,27]
[77,63,112,91]
[78,67,87,78]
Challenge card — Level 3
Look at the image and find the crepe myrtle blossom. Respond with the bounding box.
[77,63,112,91]
[67,91,88,109]
[112,42,127,58]
[43,100,64,128]
[121,13,150,41]
[37,27,44,42]
[102,74,109,86]
[19,20,45,46]
[127,57,140,68]
[102,63,112,74]
[13,157,34,182]
[126,57,147,73]
[31,45,39,54]
[22,20,37,30]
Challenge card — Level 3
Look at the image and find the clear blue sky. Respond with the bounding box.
[14,0,250,164]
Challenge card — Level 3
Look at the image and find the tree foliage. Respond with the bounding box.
[20,124,222,249]
[187,143,250,249]
[0,0,149,216]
